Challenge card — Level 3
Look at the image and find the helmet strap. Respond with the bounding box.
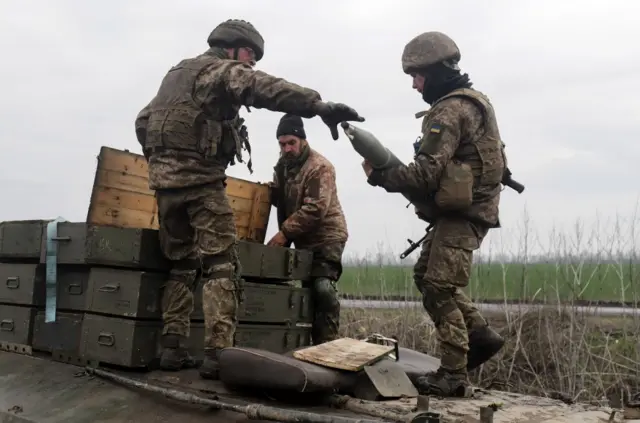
[233,47,240,60]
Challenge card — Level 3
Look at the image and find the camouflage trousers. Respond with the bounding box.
[155,180,240,351]
[414,217,488,371]
[302,242,345,345]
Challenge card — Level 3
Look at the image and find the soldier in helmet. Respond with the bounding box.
[361,31,506,396]
[135,19,364,381]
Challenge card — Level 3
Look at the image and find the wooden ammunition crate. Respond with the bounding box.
[86,146,272,243]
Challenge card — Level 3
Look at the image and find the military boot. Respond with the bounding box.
[467,325,505,371]
[159,334,196,371]
[199,348,222,380]
[415,367,473,398]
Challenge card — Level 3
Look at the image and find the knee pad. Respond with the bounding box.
[313,278,340,311]
[202,261,235,280]
[201,249,237,280]
[421,284,457,327]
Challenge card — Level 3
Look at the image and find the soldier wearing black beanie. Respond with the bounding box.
[276,113,306,140]
[269,112,348,347]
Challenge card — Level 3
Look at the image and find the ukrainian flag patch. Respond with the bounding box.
[430,124,442,134]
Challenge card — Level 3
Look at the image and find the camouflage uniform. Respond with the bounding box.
[271,132,348,344]
[367,31,506,396]
[134,19,364,379]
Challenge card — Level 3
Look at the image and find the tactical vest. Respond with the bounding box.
[414,88,505,227]
[142,51,250,169]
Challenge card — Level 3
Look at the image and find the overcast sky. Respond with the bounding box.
[1,0,638,260]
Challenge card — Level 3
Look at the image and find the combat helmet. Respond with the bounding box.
[401,31,460,74]
[207,19,265,61]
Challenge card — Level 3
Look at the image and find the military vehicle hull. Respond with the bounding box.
[0,349,624,423]
[0,351,378,423]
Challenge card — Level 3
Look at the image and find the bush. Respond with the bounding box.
[337,206,640,404]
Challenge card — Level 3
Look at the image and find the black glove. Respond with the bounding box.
[315,101,365,140]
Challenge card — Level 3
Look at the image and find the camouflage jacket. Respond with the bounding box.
[271,146,348,250]
[368,88,505,228]
[135,48,323,190]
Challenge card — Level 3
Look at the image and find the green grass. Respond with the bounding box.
[338,261,640,303]
[336,207,640,303]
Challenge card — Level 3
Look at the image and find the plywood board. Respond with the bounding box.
[86,146,272,243]
[292,338,395,372]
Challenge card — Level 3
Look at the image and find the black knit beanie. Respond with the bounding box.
[276,113,306,139]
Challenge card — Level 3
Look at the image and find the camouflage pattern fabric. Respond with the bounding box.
[161,280,194,338]
[367,88,504,228]
[136,45,356,356]
[202,268,238,349]
[271,146,349,250]
[271,146,348,344]
[156,180,239,350]
[135,47,323,191]
[401,31,461,74]
[367,88,505,374]
[413,217,488,370]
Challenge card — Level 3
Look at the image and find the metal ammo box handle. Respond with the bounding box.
[98,332,116,346]
[0,319,14,332]
[98,284,120,293]
[5,276,19,289]
[67,283,83,295]
[51,236,71,242]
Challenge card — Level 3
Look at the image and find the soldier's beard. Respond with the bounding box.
[281,141,309,167]
[421,66,473,105]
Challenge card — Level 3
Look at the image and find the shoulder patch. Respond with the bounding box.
[417,121,446,156]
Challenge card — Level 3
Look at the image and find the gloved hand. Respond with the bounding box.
[314,101,365,140]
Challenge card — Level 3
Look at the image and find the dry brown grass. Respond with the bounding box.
[339,305,640,405]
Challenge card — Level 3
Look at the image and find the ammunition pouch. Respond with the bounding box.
[434,160,474,211]
[142,107,222,159]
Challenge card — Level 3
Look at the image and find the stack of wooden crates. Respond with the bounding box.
[0,147,314,369]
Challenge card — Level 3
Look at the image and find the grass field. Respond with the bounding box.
[337,206,640,303]
[335,211,640,403]
[338,261,640,303]
[339,305,640,404]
